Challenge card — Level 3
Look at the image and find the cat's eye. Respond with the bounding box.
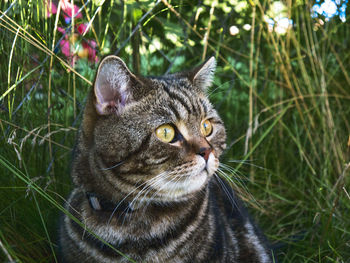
[201,119,213,137]
[155,124,175,143]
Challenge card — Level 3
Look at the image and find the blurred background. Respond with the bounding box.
[0,0,349,261]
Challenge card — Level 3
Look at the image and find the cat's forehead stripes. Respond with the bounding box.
[163,85,193,118]
[155,78,210,121]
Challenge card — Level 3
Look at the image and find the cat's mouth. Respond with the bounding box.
[146,154,219,201]
[204,152,219,176]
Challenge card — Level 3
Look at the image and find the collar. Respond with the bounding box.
[86,192,132,213]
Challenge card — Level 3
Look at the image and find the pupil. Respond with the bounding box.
[164,128,168,138]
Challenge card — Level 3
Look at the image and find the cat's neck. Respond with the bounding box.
[85,185,209,216]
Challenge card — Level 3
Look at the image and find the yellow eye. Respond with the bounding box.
[201,119,213,137]
[155,124,175,143]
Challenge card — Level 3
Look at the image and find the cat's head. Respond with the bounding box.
[77,56,226,202]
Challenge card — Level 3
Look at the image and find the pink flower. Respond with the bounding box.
[57,27,72,57]
[60,39,71,58]
[58,27,98,64]
[82,40,98,63]
[47,1,57,17]
[47,0,82,22]
[77,23,88,35]
[57,26,74,62]
[60,0,82,23]
[54,4,98,65]
[57,26,66,34]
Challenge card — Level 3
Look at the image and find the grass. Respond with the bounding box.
[1,0,350,262]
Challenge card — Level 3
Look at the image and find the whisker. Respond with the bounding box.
[122,172,172,219]
[115,182,161,227]
[115,171,171,223]
[107,172,168,224]
[218,165,241,182]
[142,172,183,210]
[131,171,169,204]
[217,168,248,194]
[214,173,239,210]
[100,161,124,171]
[217,168,260,208]
[219,162,266,200]
[219,163,248,183]
[141,172,179,209]
[227,160,266,170]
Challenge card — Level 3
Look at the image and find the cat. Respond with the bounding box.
[59,55,273,263]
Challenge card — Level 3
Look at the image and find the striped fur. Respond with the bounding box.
[59,56,273,262]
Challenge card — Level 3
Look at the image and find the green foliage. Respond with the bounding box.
[1,0,350,262]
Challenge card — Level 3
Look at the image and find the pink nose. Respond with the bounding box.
[198,147,211,161]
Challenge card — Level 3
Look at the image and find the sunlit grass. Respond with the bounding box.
[1,0,349,262]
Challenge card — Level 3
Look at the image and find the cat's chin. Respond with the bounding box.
[153,171,208,201]
[151,154,219,201]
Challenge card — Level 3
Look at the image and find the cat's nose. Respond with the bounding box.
[198,147,211,162]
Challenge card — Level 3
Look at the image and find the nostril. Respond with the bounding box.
[198,147,211,162]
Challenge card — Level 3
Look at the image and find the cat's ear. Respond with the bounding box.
[189,56,216,92]
[94,55,136,115]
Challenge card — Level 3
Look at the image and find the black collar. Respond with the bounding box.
[86,192,132,213]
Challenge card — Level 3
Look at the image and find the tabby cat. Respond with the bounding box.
[59,55,273,262]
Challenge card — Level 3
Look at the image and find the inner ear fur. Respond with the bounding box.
[188,56,217,92]
[94,55,137,115]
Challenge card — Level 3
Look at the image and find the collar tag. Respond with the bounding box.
[89,196,102,210]
[86,192,134,212]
